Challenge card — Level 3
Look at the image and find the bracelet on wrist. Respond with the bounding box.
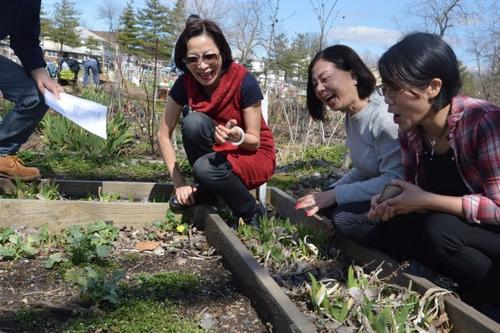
[230,126,245,145]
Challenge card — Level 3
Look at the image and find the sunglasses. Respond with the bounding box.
[184,53,220,66]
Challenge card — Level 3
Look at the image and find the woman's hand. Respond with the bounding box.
[367,180,429,221]
[295,190,336,216]
[175,185,197,206]
[214,119,242,145]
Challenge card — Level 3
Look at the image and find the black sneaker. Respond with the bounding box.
[241,201,266,228]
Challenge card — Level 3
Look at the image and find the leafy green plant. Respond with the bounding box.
[64,221,118,265]
[80,87,111,106]
[151,210,189,235]
[237,216,322,273]
[64,266,126,305]
[0,228,39,260]
[0,178,62,200]
[41,111,133,158]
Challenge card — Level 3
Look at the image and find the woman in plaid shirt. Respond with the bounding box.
[367,32,500,316]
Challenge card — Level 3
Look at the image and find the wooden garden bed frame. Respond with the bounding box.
[0,180,498,332]
[268,186,500,333]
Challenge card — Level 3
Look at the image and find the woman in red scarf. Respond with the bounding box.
[158,18,276,227]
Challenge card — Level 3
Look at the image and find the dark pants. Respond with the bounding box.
[362,212,500,306]
[181,111,256,219]
[326,201,382,245]
[83,59,99,87]
[0,55,48,155]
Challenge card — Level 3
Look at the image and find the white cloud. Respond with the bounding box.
[327,26,403,47]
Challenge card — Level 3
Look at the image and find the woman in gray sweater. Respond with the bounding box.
[295,45,403,243]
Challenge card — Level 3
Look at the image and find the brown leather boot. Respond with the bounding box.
[0,156,41,181]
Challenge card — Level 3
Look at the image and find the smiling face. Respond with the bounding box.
[185,34,222,91]
[311,59,360,113]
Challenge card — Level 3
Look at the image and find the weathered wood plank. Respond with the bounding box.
[269,186,500,333]
[201,206,317,333]
[48,179,173,201]
[0,199,168,231]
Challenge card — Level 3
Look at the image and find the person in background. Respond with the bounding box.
[83,56,101,88]
[368,32,500,319]
[158,18,276,227]
[295,45,403,242]
[0,0,62,181]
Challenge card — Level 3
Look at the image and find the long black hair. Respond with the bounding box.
[306,45,376,121]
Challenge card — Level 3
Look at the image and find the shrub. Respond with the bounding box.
[41,111,133,157]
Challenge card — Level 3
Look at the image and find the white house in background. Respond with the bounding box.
[41,27,114,65]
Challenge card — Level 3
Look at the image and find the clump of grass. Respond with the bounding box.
[308,265,453,332]
[20,151,169,181]
[237,216,328,274]
[61,299,204,333]
[0,179,62,200]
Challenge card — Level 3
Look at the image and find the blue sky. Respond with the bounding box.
[42,0,489,66]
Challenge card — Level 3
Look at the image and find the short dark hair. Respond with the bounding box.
[174,19,232,73]
[378,32,461,111]
[306,45,376,121]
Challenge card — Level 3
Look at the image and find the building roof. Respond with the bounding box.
[89,30,118,44]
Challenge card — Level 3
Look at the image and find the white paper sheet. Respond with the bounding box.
[43,91,108,139]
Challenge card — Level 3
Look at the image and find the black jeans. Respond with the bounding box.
[181,111,256,219]
[376,212,500,306]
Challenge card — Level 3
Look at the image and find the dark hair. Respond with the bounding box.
[306,45,376,121]
[174,19,232,73]
[185,14,200,26]
[378,32,461,111]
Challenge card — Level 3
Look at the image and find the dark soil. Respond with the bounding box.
[0,226,267,333]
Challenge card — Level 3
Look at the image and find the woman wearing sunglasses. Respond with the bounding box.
[368,32,500,316]
[158,18,275,227]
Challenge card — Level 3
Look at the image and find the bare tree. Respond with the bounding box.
[468,2,500,104]
[402,0,471,37]
[233,0,266,65]
[308,0,340,51]
[98,0,121,33]
[188,0,233,23]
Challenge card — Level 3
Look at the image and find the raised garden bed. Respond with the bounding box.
[1,180,499,333]
[0,180,265,332]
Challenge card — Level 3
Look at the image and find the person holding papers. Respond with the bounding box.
[0,0,62,181]
[158,18,276,227]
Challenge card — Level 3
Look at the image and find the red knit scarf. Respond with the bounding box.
[185,62,247,121]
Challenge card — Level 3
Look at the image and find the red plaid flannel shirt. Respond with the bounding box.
[399,95,500,225]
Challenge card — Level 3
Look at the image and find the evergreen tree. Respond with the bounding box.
[166,0,186,48]
[117,0,141,57]
[49,0,81,52]
[137,0,172,60]
[40,4,54,39]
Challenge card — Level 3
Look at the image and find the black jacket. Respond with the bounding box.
[0,0,45,72]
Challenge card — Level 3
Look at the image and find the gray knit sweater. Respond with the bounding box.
[329,92,403,204]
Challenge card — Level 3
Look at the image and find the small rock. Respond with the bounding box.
[153,246,165,256]
[199,312,218,330]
